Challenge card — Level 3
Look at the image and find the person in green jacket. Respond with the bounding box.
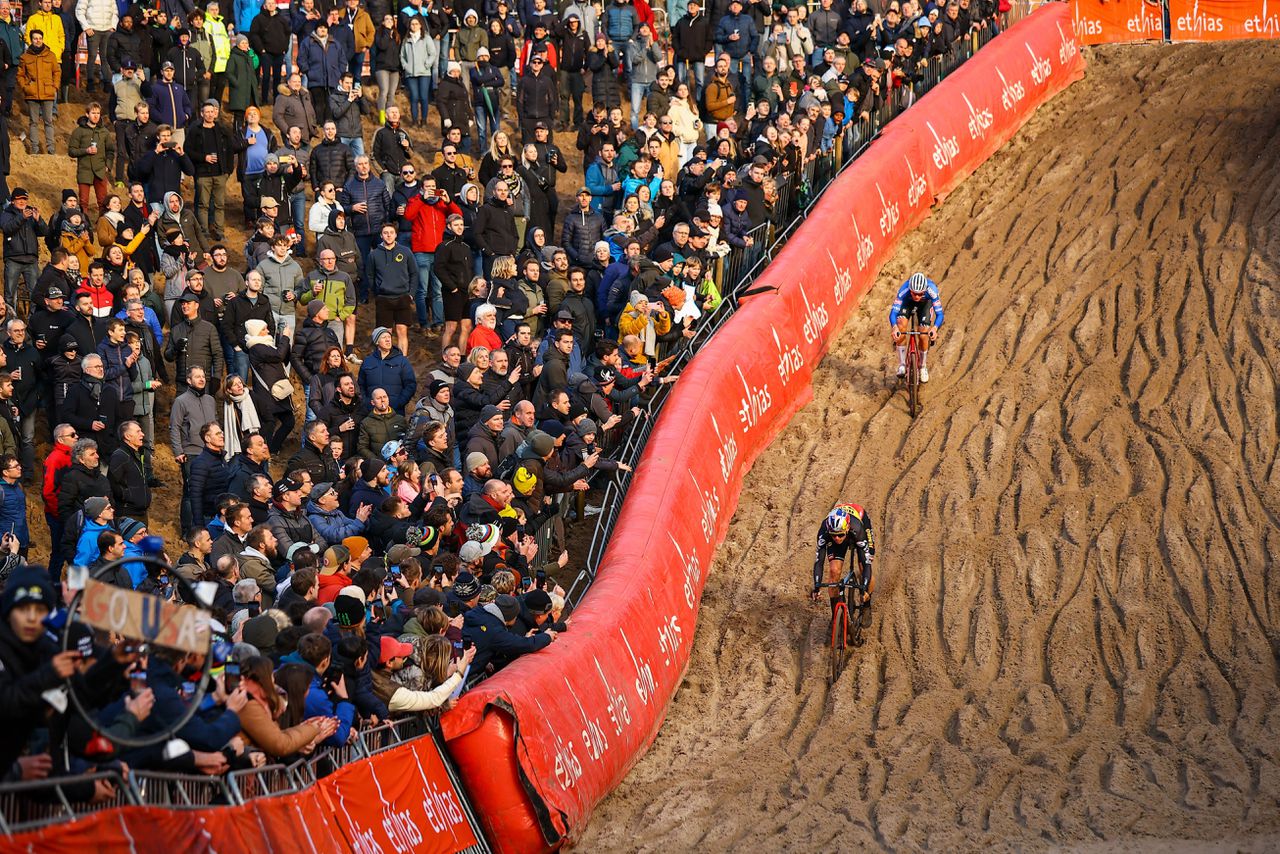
[67,103,116,218]
[225,34,261,131]
[301,249,357,355]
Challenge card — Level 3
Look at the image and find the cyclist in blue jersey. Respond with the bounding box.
[889,272,944,383]
[811,503,876,623]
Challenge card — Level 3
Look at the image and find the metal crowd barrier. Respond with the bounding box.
[0,770,137,834]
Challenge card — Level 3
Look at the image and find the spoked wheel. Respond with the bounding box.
[829,601,850,685]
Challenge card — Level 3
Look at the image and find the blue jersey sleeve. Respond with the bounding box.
[927,281,944,328]
[888,282,911,326]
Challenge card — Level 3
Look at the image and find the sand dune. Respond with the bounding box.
[581,42,1280,852]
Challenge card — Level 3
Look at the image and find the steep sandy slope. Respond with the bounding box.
[582,42,1280,852]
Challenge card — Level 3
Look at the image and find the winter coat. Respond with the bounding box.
[300,267,355,324]
[187,446,230,524]
[75,0,118,33]
[560,206,605,265]
[225,48,260,112]
[267,505,317,557]
[165,316,225,387]
[298,32,347,89]
[462,602,551,673]
[256,253,305,317]
[67,117,115,183]
[328,87,371,140]
[307,502,366,546]
[473,195,518,257]
[358,347,417,414]
[273,85,319,140]
[308,138,355,191]
[339,174,392,237]
[357,409,407,462]
[0,204,47,263]
[434,232,474,297]
[249,8,293,56]
[515,66,557,120]
[17,45,59,101]
[451,376,514,441]
[286,441,341,487]
[148,80,194,129]
[399,34,438,77]
[436,75,474,135]
[108,444,151,518]
[290,318,340,386]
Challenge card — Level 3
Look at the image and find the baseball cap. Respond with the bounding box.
[379,636,414,663]
[162,60,175,69]
[273,477,302,498]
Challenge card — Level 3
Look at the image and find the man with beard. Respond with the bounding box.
[169,365,219,530]
[237,523,280,607]
[319,373,361,459]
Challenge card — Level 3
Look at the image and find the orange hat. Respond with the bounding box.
[343,536,370,559]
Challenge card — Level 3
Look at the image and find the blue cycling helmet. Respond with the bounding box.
[825,506,852,535]
[908,272,928,295]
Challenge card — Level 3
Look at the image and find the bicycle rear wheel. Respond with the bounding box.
[829,602,849,685]
[907,349,920,418]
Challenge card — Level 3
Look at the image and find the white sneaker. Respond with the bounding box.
[584,504,603,517]
[896,364,906,378]
[920,367,930,383]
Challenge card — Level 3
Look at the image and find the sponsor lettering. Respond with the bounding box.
[926,120,960,169]
[996,66,1026,111]
[773,325,805,386]
[1026,42,1052,85]
[1175,0,1224,33]
[690,470,721,543]
[381,805,425,851]
[1056,21,1080,62]
[656,614,683,666]
[844,217,875,273]
[349,825,382,854]
[420,781,466,835]
[1245,0,1280,33]
[536,696,584,789]
[736,364,772,434]
[903,157,927,209]
[564,677,610,762]
[620,627,656,705]
[709,413,738,484]
[875,182,900,237]
[668,531,704,610]
[1073,16,1104,37]
[963,93,994,140]
[594,656,633,737]
[1127,8,1164,34]
[798,289,829,346]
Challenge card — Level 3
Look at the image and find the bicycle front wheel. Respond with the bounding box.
[829,602,849,685]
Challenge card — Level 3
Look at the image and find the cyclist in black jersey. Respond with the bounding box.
[811,503,876,622]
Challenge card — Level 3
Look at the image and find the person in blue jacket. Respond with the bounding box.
[296,21,348,126]
[714,0,758,95]
[358,326,417,414]
[296,632,357,748]
[0,453,29,551]
[461,593,555,674]
[306,480,369,546]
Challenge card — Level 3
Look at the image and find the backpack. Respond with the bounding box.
[494,449,523,483]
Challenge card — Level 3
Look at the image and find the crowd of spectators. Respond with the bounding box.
[0,0,1001,811]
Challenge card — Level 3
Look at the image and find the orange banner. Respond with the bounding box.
[1071,0,1164,44]
[1168,0,1280,39]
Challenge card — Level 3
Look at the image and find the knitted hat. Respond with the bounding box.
[119,518,147,541]
[84,496,111,520]
[466,523,501,554]
[480,404,502,422]
[496,594,520,623]
[1,565,55,617]
[524,589,553,615]
[371,326,392,348]
[333,592,366,627]
[465,451,489,473]
[242,614,279,650]
[418,526,440,551]
[528,430,554,457]
[537,420,566,440]
[428,378,450,398]
[364,458,387,483]
[343,536,370,559]
[577,419,598,436]
[451,571,480,600]
[458,541,485,563]
[307,300,326,319]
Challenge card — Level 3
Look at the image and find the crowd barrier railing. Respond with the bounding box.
[441,7,1086,853]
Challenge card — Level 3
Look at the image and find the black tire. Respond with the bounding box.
[829,602,849,684]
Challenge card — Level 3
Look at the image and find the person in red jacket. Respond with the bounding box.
[41,423,77,577]
[403,175,462,332]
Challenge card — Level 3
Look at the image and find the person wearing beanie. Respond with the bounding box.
[462,591,557,673]
[617,289,671,354]
[463,450,492,499]
[72,496,117,568]
[0,564,129,774]
[514,588,567,636]
[358,326,417,415]
[445,570,481,617]
[463,405,504,484]
[332,589,366,628]
[452,360,518,444]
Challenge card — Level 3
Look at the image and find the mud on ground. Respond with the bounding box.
[583,42,1280,852]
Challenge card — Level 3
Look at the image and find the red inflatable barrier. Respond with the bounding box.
[0,737,475,854]
[441,5,1087,851]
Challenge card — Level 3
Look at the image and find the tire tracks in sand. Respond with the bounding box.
[581,43,1280,851]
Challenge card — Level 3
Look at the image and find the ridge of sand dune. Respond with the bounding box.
[581,42,1280,852]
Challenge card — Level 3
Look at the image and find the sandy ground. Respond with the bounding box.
[581,42,1280,852]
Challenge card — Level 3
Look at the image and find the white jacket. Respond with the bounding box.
[76,0,118,33]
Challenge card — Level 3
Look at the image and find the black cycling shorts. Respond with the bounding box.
[898,298,934,327]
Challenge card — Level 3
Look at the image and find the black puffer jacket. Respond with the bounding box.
[187,447,230,525]
[560,206,605,265]
[308,137,355,191]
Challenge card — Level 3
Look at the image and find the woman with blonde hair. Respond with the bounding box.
[237,656,336,760]
[667,81,704,166]
[478,130,515,186]
[466,345,491,372]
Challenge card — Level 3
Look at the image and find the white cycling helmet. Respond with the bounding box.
[908,272,928,295]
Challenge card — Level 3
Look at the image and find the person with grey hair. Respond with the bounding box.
[60,352,123,459]
[230,576,263,635]
[170,365,219,530]
[54,435,111,562]
[2,317,38,481]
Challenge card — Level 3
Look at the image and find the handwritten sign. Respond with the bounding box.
[80,579,211,654]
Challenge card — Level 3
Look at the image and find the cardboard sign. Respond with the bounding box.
[80,579,211,654]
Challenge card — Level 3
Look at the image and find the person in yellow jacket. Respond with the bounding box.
[24,0,64,66]
[204,0,232,99]
[617,290,671,357]
[17,29,60,154]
